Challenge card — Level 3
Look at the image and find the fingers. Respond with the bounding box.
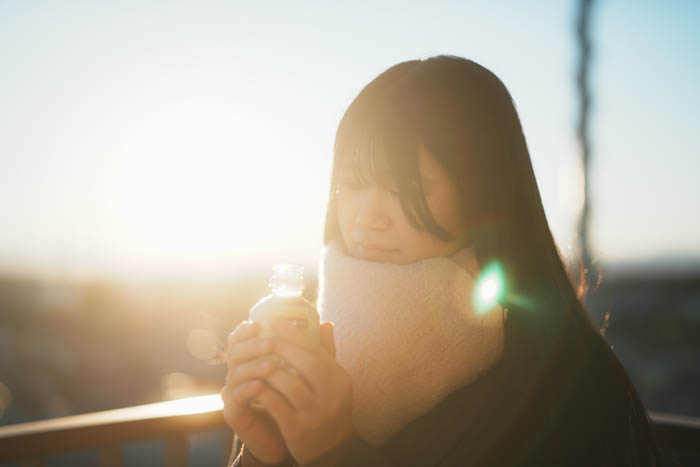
[223,379,265,409]
[255,387,298,439]
[226,356,279,388]
[272,340,327,392]
[265,365,315,413]
[269,319,338,394]
[228,320,259,352]
[271,317,320,353]
[229,337,276,365]
[220,379,265,422]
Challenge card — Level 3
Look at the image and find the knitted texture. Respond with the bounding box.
[317,240,505,446]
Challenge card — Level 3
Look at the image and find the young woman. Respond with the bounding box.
[221,55,662,466]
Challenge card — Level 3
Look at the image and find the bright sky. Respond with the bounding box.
[1,1,698,282]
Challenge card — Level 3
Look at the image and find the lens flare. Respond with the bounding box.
[474,262,506,314]
[186,329,218,361]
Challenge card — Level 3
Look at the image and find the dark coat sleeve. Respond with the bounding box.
[302,435,396,467]
[230,444,295,467]
[229,435,396,467]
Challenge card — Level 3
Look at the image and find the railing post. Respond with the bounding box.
[166,433,187,467]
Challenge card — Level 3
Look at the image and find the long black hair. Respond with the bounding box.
[323,55,662,465]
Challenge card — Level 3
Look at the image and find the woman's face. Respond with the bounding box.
[335,144,469,264]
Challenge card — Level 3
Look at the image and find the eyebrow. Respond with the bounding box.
[337,165,393,179]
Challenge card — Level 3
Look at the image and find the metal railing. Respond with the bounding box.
[0,395,698,466]
[0,395,230,466]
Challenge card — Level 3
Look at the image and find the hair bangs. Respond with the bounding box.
[333,107,456,242]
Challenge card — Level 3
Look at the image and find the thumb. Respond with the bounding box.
[320,321,336,359]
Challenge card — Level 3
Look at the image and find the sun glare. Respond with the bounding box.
[157,394,224,416]
[100,90,321,280]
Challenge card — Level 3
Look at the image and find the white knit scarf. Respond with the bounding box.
[317,240,505,446]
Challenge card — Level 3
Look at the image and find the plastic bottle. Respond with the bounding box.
[248,263,320,410]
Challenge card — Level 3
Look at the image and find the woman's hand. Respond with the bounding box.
[220,321,290,465]
[254,317,354,465]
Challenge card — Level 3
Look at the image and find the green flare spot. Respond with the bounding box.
[474,262,506,314]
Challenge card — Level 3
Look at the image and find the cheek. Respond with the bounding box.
[335,196,355,237]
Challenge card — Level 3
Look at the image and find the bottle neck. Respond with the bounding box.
[269,263,304,298]
[272,285,303,297]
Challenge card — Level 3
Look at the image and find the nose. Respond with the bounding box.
[354,186,391,231]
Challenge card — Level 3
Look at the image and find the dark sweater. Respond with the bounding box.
[228,334,661,467]
[229,360,551,467]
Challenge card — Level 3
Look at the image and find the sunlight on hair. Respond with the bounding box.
[474,262,506,314]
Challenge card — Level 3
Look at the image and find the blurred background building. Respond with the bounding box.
[1,1,698,465]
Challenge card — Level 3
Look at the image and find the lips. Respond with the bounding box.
[354,242,397,261]
[358,242,394,251]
